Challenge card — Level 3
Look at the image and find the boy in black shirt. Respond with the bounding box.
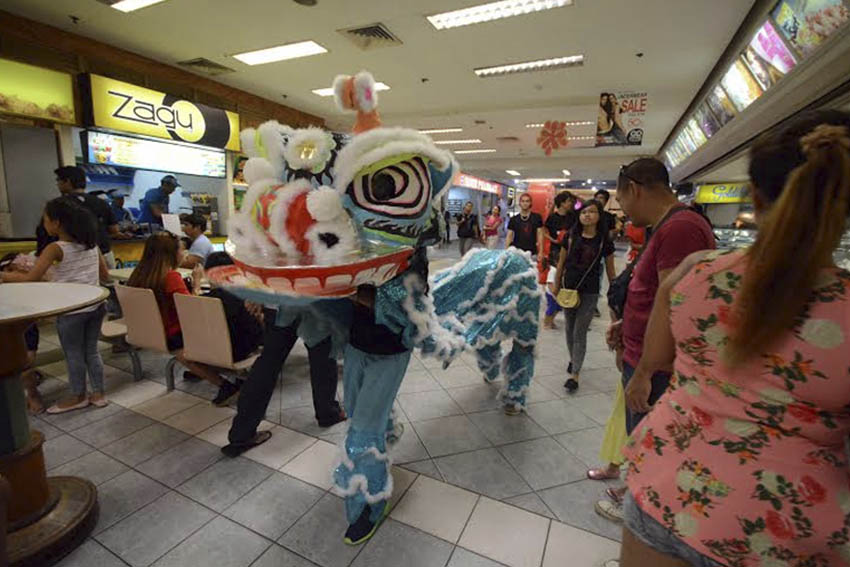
[506,193,544,256]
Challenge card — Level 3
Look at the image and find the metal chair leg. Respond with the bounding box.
[128,348,143,381]
[165,357,177,392]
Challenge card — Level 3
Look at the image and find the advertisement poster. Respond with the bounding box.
[596,91,647,147]
[685,118,708,149]
[749,20,797,80]
[0,58,75,123]
[705,85,738,126]
[720,59,764,112]
[772,0,850,55]
[694,102,721,138]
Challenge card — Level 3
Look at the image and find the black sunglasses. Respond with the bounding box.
[618,165,642,186]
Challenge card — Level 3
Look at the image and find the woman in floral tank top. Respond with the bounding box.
[620,110,850,567]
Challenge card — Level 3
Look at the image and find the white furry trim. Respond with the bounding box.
[333,74,352,112]
[305,216,359,265]
[267,180,313,260]
[400,273,465,364]
[333,471,394,504]
[257,120,291,177]
[306,186,345,222]
[353,71,378,112]
[284,128,333,172]
[231,179,285,256]
[240,128,257,158]
[242,158,276,186]
[333,128,455,194]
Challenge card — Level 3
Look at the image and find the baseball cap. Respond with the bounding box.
[161,175,179,187]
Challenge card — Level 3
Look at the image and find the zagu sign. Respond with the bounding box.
[82,74,240,151]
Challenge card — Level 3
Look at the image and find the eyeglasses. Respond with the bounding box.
[618,165,642,186]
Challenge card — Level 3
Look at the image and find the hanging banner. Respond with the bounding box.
[596,91,646,147]
[0,58,75,123]
[81,74,240,151]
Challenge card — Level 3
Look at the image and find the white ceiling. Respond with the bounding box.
[3,0,755,184]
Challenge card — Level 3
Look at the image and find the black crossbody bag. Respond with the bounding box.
[606,206,709,320]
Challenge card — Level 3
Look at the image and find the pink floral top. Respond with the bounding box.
[624,249,850,567]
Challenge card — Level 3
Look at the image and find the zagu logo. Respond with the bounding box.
[108,91,206,143]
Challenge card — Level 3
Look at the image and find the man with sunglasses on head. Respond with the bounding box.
[596,158,714,524]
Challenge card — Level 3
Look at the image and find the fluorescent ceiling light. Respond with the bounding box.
[506,169,521,176]
[475,55,583,77]
[526,123,544,129]
[567,136,595,141]
[433,139,481,145]
[234,40,327,66]
[587,179,592,183]
[520,178,571,183]
[454,149,497,154]
[427,0,572,30]
[110,0,167,11]
[526,120,593,128]
[562,169,571,176]
[312,82,390,97]
[419,127,463,134]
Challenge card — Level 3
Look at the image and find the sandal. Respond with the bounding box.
[606,487,625,504]
[46,397,90,414]
[221,430,272,458]
[587,467,621,481]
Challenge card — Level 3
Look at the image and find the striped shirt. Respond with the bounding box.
[51,241,100,313]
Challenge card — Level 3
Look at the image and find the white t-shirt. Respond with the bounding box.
[188,234,214,264]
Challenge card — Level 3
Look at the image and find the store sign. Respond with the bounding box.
[83,74,240,151]
[695,183,751,204]
[0,58,75,123]
[454,173,501,194]
[596,91,647,147]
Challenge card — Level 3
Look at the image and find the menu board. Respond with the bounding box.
[720,59,764,112]
[773,0,850,55]
[705,85,738,126]
[87,131,226,178]
[694,102,721,138]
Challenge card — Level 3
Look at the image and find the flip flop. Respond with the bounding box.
[46,398,90,414]
[587,467,621,481]
[221,430,272,458]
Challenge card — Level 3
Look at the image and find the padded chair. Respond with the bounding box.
[100,318,143,381]
[173,294,259,388]
[114,284,179,389]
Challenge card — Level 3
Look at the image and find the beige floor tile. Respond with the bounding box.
[459,497,550,567]
[164,403,235,435]
[196,418,275,448]
[280,439,338,489]
[391,475,479,543]
[389,466,418,510]
[240,425,315,469]
[543,520,620,567]
[106,380,167,408]
[132,391,204,421]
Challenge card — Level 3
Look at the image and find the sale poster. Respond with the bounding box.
[596,91,647,147]
[773,0,850,56]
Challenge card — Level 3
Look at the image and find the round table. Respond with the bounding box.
[0,283,108,567]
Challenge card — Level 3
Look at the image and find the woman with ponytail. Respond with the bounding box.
[621,110,850,567]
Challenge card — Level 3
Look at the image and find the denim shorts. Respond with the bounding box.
[623,492,725,567]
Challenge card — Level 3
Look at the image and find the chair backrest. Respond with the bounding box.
[114,284,170,353]
[173,294,235,368]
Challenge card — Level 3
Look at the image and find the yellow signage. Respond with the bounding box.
[0,58,75,124]
[85,74,240,151]
[696,182,751,204]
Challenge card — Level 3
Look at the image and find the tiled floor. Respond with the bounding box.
[28,246,625,567]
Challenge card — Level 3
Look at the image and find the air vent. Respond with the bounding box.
[177,58,235,76]
[497,136,520,142]
[338,23,402,51]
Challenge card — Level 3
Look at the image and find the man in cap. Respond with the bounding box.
[138,175,179,225]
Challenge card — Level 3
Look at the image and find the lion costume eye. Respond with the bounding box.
[348,155,431,219]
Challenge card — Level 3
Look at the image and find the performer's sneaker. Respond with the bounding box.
[504,404,521,416]
[344,502,390,546]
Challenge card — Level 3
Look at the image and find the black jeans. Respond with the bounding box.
[621,361,671,435]
[228,309,340,444]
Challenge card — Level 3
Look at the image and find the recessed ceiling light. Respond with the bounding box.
[454,149,497,154]
[506,169,521,176]
[562,169,571,176]
[520,178,571,183]
[475,55,583,77]
[419,127,463,134]
[234,40,327,66]
[109,0,167,11]
[312,82,390,97]
[526,121,593,128]
[433,139,482,145]
[427,0,572,30]
[567,136,595,141]
[587,179,592,183]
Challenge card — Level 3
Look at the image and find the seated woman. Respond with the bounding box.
[127,233,260,406]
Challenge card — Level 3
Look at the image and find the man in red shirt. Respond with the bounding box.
[609,158,715,433]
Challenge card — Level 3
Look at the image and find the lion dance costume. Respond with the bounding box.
[209,71,540,544]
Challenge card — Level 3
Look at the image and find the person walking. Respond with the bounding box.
[620,110,850,567]
[506,192,544,258]
[482,204,503,249]
[554,200,616,393]
[456,201,480,256]
[543,191,577,328]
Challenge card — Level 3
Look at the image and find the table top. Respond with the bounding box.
[0,283,108,324]
[108,267,192,282]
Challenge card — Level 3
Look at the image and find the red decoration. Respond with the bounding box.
[536,120,568,156]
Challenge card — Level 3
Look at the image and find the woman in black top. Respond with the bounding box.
[554,200,616,393]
